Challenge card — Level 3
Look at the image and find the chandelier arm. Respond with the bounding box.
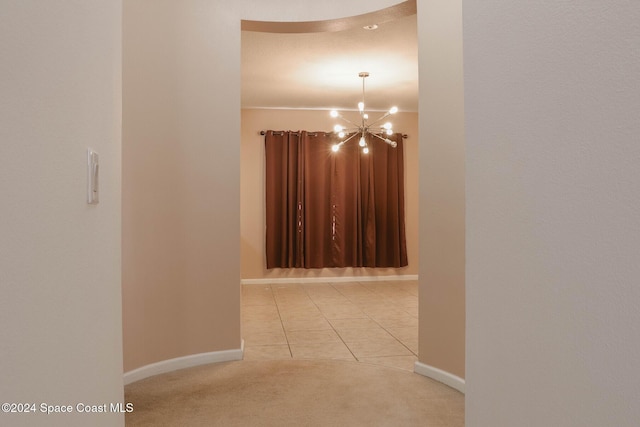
[335,113,361,129]
[339,132,361,146]
[369,132,396,145]
[367,112,392,127]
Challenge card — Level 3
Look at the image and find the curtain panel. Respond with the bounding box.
[265,130,407,269]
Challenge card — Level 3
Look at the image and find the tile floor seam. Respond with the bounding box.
[330,283,416,357]
[363,317,418,357]
[329,283,414,359]
[269,284,293,359]
[303,283,360,362]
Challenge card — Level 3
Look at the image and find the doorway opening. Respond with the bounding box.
[239,1,419,371]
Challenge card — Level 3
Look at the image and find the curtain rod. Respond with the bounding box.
[260,131,327,137]
[260,131,408,138]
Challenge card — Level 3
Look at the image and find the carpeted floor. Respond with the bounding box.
[125,359,464,426]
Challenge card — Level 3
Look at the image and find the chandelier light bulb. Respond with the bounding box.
[386,129,393,136]
[383,122,392,130]
[363,146,369,154]
[338,131,345,138]
[330,110,339,118]
[359,136,366,147]
[389,106,398,114]
[363,113,369,120]
[334,124,343,133]
[358,102,364,112]
[331,144,340,152]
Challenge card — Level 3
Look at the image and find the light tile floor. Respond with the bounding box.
[242,281,418,371]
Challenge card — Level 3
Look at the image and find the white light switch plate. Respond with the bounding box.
[87,149,99,204]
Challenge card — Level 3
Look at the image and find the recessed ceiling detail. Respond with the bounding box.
[241,0,416,34]
[241,1,418,112]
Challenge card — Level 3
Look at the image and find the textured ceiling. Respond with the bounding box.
[241,4,418,112]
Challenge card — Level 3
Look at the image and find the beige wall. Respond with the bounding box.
[122,0,242,372]
[417,0,466,379]
[241,108,419,280]
[465,1,640,424]
[1,1,124,426]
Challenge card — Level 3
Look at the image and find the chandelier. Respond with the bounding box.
[330,72,398,154]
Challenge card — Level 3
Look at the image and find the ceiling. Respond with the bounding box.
[241,1,418,112]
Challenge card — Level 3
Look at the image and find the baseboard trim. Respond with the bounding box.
[241,275,418,285]
[123,340,245,386]
[413,361,465,394]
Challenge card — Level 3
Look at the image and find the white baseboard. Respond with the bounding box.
[241,275,418,285]
[414,361,465,394]
[124,340,244,385]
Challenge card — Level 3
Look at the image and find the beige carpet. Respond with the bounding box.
[125,359,464,426]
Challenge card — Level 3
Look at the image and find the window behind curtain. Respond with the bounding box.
[265,130,407,269]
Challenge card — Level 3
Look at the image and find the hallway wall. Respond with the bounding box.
[417,0,466,381]
[0,2,124,426]
[464,1,640,425]
[122,0,243,371]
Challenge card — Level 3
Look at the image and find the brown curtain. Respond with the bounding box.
[265,130,407,269]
